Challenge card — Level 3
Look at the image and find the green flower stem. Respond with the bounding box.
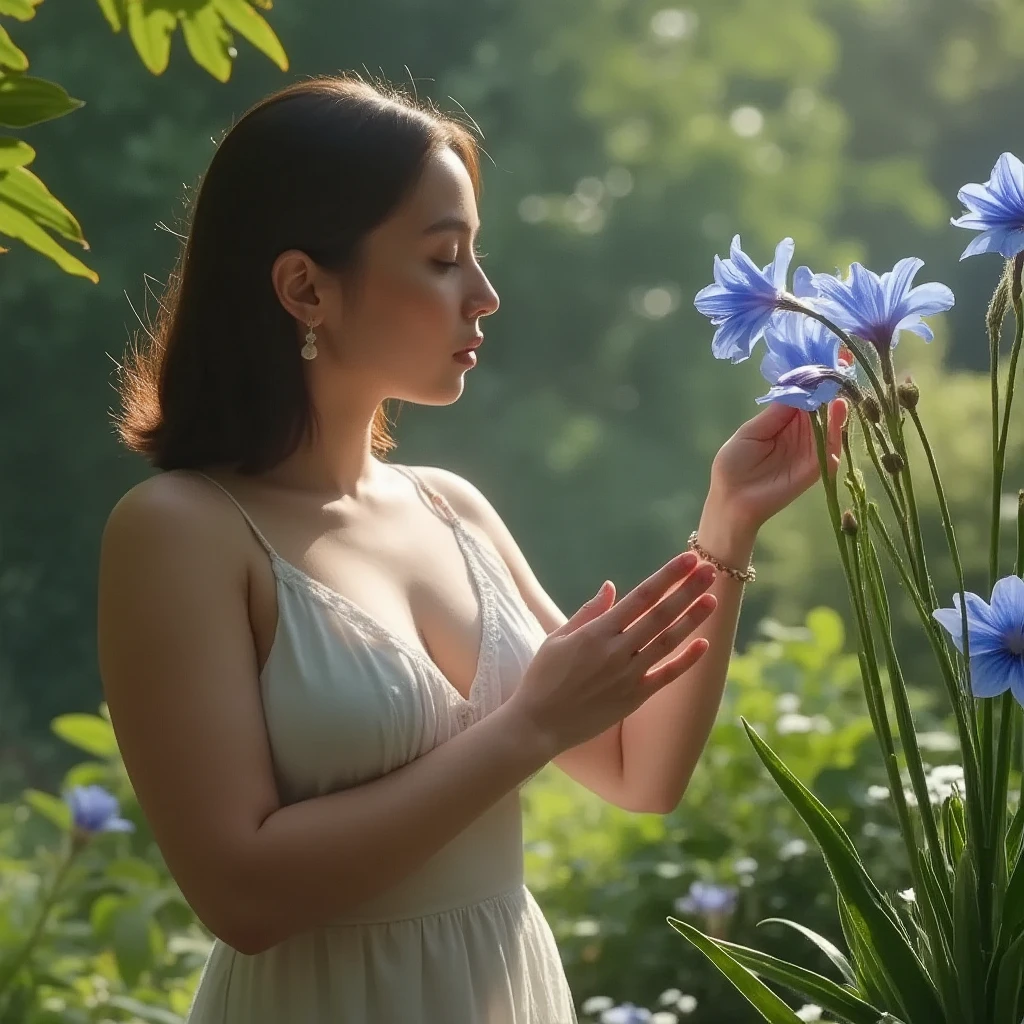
[0,835,81,1002]
[904,406,974,707]
[860,523,946,881]
[990,257,1023,589]
[854,409,916,573]
[866,504,984,858]
[992,271,1024,841]
[820,414,954,978]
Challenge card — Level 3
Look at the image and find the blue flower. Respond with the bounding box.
[694,235,795,363]
[810,258,954,355]
[674,881,738,916]
[756,306,858,411]
[933,575,1024,706]
[600,1003,652,1024]
[64,785,134,836]
[951,152,1024,260]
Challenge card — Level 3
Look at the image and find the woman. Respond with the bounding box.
[97,75,845,1023]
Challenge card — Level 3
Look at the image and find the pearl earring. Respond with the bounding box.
[301,321,318,361]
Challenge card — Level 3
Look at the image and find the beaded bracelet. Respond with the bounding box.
[687,530,757,584]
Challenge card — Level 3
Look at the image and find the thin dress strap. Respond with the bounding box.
[391,464,459,526]
[192,471,278,559]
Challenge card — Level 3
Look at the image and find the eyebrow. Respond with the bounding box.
[423,215,480,238]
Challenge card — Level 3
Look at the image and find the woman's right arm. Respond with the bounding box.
[97,475,554,957]
[99,475,713,957]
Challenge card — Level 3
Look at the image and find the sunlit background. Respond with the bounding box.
[3,1,1024,1020]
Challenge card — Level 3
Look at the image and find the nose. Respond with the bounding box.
[466,266,500,320]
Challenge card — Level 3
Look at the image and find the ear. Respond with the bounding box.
[271,249,327,327]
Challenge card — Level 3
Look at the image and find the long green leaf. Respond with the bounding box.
[0,164,86,241]
[999,842,1024,950]
[1006,799,1024,868]
[758,918,858,987]
[0,72,83,127]
[714,937,885,1024]
[743,720,944,1023]
[0,201,97,280]
[214,0,287,69]
[952,850,984,1023]
[838,896,898,1010]
[667,917,805,1023]
[992,931,1024,1024]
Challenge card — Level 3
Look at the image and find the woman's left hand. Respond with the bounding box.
[707,398,848,534]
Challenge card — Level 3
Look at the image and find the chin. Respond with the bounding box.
[398,374,467,407]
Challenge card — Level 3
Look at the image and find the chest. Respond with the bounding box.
[248,513,491,701]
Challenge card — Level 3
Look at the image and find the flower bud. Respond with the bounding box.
[897,379,920,411]
[841,510,859,535]
[860,394,882,424]
[881,451,905,474]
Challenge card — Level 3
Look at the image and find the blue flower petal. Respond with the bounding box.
[882,258,924,308]
[953,153,1024,260]
[768,237,795,291]
[791,265,817,298]
[989,575,1024,634]
[1008,658,1024,709]
[970,650,1015,698]
[933,593,1007,654]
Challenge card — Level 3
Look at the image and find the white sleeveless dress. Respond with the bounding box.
[182,466,578,1024]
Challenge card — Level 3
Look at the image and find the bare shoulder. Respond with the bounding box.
[103,470,247,565]
[407,465,497,529]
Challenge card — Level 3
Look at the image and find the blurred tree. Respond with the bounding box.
[2,0,1023,796]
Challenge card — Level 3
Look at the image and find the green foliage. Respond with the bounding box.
[0,0,285,280]
[524,607,935,1019]
[0,610,924,1023]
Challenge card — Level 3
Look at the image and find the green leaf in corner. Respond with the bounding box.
[0,72,83,127]
[0,0,43,21]
[51,713,118,757]
[214,0,287,70]
[742,719,944,1023]
[757,918,858,987]
[95,0,123,31]
[0,205,97,279]
[713,936,886,1024]
[125,0,176,75]
[0,136,33,169]
[0,25,28,70]
[181,3,231,82]
[668,917,805,1023]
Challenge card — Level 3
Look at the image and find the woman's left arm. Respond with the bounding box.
[420,397,846,814]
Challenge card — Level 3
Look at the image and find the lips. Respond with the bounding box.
[455,336,484,354]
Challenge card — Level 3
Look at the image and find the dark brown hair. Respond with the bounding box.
[115,74,482,473]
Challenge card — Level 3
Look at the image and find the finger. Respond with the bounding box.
[737,401,800,443]
[631,592,717,673]
[620,562,716,652]
[601,551,700,634]
[641,636,711,693]
[552,579,616,637]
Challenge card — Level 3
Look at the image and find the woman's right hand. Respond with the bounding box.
[506,551,718,757]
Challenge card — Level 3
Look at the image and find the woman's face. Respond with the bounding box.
[320,145,500,406]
